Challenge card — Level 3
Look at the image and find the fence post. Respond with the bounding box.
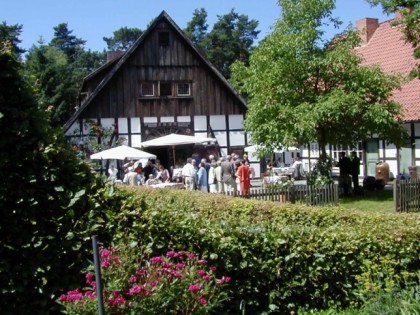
[91,236,105,315]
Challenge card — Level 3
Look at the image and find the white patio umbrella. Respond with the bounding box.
[90,145,157,160]
[140,133,216,147]
[139,133,217,167]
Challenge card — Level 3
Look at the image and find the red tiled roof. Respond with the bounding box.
[356,18,420,122]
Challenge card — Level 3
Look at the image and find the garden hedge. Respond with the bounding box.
[78,185,420,314]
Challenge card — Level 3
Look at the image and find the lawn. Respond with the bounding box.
[338,187,394,213]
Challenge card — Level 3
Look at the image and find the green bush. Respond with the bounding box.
[0,44,107,314]
[78,186,420,314]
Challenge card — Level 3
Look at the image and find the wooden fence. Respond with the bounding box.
[394,179,420,212]
[227,183,339,206]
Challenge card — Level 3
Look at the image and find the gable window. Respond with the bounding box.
[159,82,172,96]
[141,82,155,96]
[158,32,170,46]
[177,83,191,96]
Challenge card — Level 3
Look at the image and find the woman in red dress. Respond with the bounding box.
[236,160,251,196]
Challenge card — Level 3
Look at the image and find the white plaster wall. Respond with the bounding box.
[228,114,244,129]
[130,117,141,133]
[118,118,129,133]
[214,131,227,147]
[131,135,142,147]
[144,117,158,123]
[229,131,245,146]
[101,118,114,129]
[210,115,226,130]
[194,116,207,131]
[161,116,174,123]
[384,143,397,160]
[220,148,228,157]
[177,116,191,123]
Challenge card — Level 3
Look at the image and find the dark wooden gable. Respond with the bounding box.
[64,11,247,132]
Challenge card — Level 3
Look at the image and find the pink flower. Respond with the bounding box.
[85,291,96,299]
[209,266,217,271]
[197,270,207,277]
[197,259,208,265]
[176,263,185,269]
[197,297,208,305]
[128,285,144,295]
[100,249,111,258]
[222,276,231,283]
[62,289,84,301]
[203,275,212,281]
[166,251,178,257]
[188,284,201,292]
[128,275,137,283]
[216,276,232,284]
[187,253,195,259]
[101,261,110,268]
[150,256,162,264]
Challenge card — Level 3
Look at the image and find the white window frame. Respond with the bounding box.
[177,82,191,96]
[140,82,155,96]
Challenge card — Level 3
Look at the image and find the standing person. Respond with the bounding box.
[208,161,217,193]
[337,151,352,196]
[197,162,208,193]
[291,157,304,180]
[126,167,139,186]
[236,159,252,196]
[350,151,361,189]
[214,160,224,194]
[201,157,210,192]
[182,158,195,191]
[108,164,118,183]
[221,155,237,195]
[192,159,199,190]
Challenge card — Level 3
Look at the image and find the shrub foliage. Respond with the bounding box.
[81,186,420,314]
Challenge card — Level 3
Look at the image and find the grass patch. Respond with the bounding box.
[339,188,394,213]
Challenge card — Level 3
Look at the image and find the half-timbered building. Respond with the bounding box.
[64,11,253,172]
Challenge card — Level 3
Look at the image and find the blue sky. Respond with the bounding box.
[2,0,392,52]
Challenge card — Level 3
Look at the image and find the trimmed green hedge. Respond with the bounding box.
[83,186,420,314]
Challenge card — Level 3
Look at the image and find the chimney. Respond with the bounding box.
[106,51,125,63]
[356,18,379,45]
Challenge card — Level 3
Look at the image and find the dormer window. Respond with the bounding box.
[158,32,170,46]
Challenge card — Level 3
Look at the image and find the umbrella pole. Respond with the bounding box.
[172,145,176,168]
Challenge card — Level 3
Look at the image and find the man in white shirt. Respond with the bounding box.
[182,158,195,190]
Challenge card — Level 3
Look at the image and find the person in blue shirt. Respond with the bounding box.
[197,162,208,193]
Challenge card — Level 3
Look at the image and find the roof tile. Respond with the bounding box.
[356,18,420,122]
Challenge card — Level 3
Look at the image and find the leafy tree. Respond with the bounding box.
[205,9,260,78]
[184,8,260,78]
[25,44,81,126]
[103,26,143,51]
[184,8,209,49]
[24,24,105,126]
[367,0,420,77]
[0,21,25,57]
[0,41,98,314]
[74,49,107,73]
[230,0,407,175]
[50,23,86,62]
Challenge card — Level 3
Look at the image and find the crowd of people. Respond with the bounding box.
[107,153,255,196]
[180,153,254,195]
